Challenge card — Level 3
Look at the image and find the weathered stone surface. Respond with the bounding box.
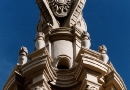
[3,0,126,90]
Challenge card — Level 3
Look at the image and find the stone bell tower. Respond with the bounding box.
[3,0,126,90]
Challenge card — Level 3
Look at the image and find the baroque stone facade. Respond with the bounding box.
[3,0,126,90]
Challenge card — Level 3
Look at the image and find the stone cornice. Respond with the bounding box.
[75,47,109,77]
[105,70,126,90]
[3,71,24,90]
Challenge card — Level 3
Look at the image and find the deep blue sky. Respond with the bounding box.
[0,0,130,89]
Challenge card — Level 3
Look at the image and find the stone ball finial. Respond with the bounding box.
[35,32,45,50]
[98,45,109,64]
[81,31,91,49]
[18,46,28,65]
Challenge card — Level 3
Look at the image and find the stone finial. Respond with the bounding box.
[35,32,45,50]
[18,46,28,65]
[98,45,109,64]
[35,32,45,40]
[82,31,90,39]
[81,31,91,49]
[19,46,28,56]
[98,45,107,53]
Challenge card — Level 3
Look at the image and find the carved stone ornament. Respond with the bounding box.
[35,32,45,50]
[19,46,28,56]
[98,45,107,54]
[48,0,73,17]
[37,0,87,30]
[98,45,109,64]
[18,46,28,65]
[86,86,98,90]
[81,31,91,48]
[34,86,46,90]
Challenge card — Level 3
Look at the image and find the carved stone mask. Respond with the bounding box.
[48,0,73,17]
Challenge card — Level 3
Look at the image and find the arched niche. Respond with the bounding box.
[56,55,71,69]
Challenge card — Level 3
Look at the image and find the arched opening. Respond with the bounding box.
[57,58,70,69]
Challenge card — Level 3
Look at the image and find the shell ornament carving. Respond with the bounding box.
[48,0,73,17]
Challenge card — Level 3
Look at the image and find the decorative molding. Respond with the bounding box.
[36,0,59,28]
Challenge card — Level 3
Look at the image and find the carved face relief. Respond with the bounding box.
[48,0,73,17]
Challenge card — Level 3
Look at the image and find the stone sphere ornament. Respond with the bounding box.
[18,46,28,65]
[81,31,91,49]
[98,45,109,64]
[35,32,45,50]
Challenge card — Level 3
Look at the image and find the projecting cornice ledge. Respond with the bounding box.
[76,47,108,76]
[105,71,126,90]
[82,56,108,77]
[50,27,74,41]
[3,71,24,90]
[21,48,50,77]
